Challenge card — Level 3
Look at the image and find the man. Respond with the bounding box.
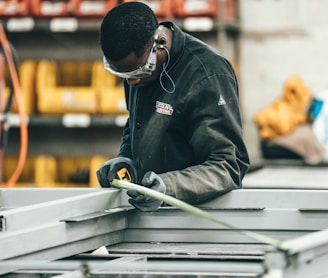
[97,2,250,212]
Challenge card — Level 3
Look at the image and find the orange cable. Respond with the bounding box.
[0,23,28,188]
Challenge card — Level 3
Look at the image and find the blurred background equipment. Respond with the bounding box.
[0,23,28,188]
[0,0,328,185]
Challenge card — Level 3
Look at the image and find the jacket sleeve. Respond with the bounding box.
[159,73,250,204]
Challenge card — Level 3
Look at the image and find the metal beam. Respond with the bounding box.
[2,186,328,277]
[0,188,129,275]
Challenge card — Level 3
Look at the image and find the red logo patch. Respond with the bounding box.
[156,101,173,115]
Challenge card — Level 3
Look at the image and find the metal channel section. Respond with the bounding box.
[0,188,130,274]
[0,166,328,277]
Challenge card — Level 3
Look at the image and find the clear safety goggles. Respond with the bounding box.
[103,41,157,79]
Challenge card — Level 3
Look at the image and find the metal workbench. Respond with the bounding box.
[1,165,328,277]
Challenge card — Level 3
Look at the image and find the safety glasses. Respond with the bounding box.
[103,41,157,79]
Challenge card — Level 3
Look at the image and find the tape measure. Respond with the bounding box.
[116,167,133,183]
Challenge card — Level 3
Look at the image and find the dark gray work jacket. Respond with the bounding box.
[118,21,250,204]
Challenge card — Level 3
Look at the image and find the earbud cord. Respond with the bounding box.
[159,47,175,93]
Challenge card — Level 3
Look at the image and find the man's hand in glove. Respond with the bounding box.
[127,171,166,212]
[96,157,137,187]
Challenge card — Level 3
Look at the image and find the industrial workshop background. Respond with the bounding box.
[1,0,328,188]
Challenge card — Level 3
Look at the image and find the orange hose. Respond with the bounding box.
[0,24,28,188]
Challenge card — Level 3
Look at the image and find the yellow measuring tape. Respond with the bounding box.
[111,179,288,251]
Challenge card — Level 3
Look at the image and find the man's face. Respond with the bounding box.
[104,41,162,87]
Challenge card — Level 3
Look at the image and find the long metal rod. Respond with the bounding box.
[282,228,328,254]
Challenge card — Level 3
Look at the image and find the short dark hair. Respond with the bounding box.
[100,2,159,61]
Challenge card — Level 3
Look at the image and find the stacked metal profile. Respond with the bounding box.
[1,165,328,277]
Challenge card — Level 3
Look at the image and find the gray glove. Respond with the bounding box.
[127,171,166,212]
[96,157,137,188]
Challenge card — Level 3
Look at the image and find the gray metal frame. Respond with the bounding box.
[1,182,328,277]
